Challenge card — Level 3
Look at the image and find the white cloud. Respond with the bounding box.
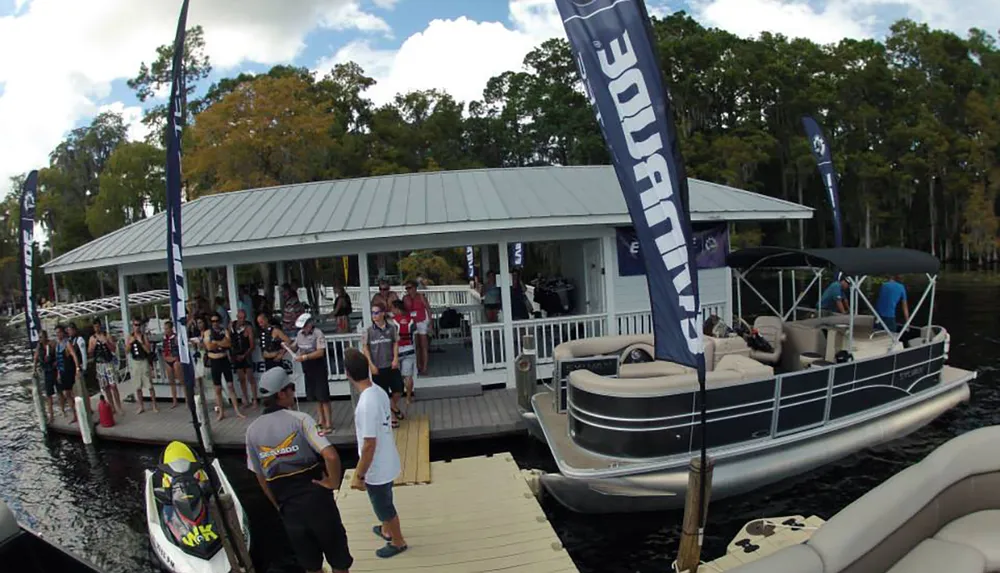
[689,0,1000,44]
[372,0,398,9]
[97,101,151,143]
[0,0,389,196]
[317,0,563,107]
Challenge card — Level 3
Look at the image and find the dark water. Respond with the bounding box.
[1,277,997,573]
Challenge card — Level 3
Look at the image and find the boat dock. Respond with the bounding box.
[44,378,526,449]
[336,453,577,572]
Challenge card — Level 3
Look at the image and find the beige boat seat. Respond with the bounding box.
[726,425,1000,573]
[750,316,784,365]
[553,334,652,362]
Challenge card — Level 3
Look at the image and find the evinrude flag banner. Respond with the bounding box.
[165,0,195,417]
[555,0,703,368]
[509,242,524,267]
[466,246,475,279]
[802,115,844,247]
[617,224,729,276]
[19,170,41,349]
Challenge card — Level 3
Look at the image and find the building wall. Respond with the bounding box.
[614,267,730,312]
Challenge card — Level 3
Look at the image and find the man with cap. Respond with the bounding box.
[245,367,353,573]
[290,313,332,435]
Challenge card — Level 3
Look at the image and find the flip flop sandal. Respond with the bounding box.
[391,419,400,429]
[393,408,405,421]
[376,544,408,559]
[372,526,391,541]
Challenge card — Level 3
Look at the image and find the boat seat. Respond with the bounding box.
[618,361,693,379]
[750,316,784,365]
[935,510,1000,570]
[569,367,745,397]
[715,354,773,379]
[553,334,651,361]
[705,335,751,371]
[886,538,985,573]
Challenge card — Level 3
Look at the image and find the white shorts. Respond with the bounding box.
[399,353,417,378]
[416,318,430,335]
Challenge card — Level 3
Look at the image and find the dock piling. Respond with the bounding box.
[75,396,94,444]
[219,493,254,573]
[194,394,214,454]
[515,334,537,411]
[676,455,715,573]
[207,497,242,572]
[23,376,47,436]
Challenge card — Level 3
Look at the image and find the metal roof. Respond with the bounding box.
[45,166,812,274]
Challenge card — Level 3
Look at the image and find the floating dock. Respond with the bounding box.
[44,378,525,449]
[336,453,578,572]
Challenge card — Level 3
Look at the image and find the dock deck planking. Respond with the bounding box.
[46,379,524,449]
[333,453,578,573]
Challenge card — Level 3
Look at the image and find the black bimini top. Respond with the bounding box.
[726,247,940,276]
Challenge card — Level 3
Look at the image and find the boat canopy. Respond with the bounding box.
[5,289,171,327]
[726,247,940,276]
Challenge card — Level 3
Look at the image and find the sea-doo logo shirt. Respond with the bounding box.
[246,408,329,502]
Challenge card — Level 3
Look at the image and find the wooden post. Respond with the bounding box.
[195,394,214,454]
[514,334,537,412]
[75,396,94,444]
[219,493,254,573]
[676,456,715,573]
[207,496,241,572]
[23,376,47,436]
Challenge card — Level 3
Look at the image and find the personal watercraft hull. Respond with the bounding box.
[145,457,250,573]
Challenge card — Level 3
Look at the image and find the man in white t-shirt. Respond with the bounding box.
[344,347,407,559]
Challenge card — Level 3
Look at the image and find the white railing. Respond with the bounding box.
[471,323,506,372]
[342,284,478,310]
[514,314,607,364]
[614,300,727,336]
[325,333,363,380]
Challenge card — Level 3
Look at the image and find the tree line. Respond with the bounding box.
[2,12,999,301]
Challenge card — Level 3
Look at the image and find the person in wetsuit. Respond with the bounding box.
[160,319,183,408]
[33,329,58,424]
[127,319,158,415]
[55,324,83,423]
[89,319,123,415]
[230,309,257,409]
[204,312,244,421]
[257,312,291,372]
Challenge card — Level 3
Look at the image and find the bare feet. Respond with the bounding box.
[236,411,246,419]
[152,406,160,413]
[136,407,145,415]
[252,400,259,409]
[70,417,78,425]
[216,411,224,421]
[171,401,179,409]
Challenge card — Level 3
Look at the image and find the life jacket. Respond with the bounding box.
[230,322,251,355]
[395,313,414,349]
[130,337,148,360]
[93,336,114,363]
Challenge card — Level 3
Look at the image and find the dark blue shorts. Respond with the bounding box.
[366,481,397,522]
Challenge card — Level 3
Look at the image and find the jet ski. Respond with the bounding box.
[145,441,250,573]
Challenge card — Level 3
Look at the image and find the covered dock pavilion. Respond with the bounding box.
[42,165,812,397]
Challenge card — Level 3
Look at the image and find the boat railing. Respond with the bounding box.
[564,337,949,459]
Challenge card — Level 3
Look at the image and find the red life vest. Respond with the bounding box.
[405,294,428,323]
[395,313,415,348]
[98,399,115,428]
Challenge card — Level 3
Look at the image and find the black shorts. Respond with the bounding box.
[232,357,252,370]
[57,369,75,392]
[303,359,330,402]
[280,488,353,572]
[44,371,57,397]
[264,359,285,373]
[373,368,403,395]
[210,356,233,386]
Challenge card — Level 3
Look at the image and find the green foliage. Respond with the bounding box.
[87,142,165,237]
[397,251,462,285]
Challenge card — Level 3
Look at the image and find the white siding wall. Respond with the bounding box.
[614,267,729,312]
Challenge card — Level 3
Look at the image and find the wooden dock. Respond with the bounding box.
[44,379,525,449]
[335,453,578,572]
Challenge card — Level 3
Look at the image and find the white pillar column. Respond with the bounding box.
[602,233,617,336]
[118,267,129,336]
[358,251,372,327]
[226,264,238,321]
[276,262,287,311]
[482,247,491,276]
[498,240,516,387]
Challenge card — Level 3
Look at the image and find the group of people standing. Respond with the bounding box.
[821,273,911,332]
[33,320,123,425]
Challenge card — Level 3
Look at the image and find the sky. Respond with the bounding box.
[0,0,997,200]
